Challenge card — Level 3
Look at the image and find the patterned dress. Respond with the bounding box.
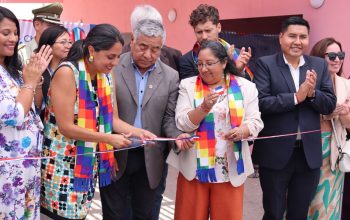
[40,62,101,219]
[308,132,344,219]
[0,65,43,219]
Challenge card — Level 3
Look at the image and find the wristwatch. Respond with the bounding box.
[306,90,316,102]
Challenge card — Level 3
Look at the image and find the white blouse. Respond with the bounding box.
[211,89,232,183]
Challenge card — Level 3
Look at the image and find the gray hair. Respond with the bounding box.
[130,5,163,32]
[133,19,166,45]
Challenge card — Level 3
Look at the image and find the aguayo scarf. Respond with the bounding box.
[74,59,115,192]
[192,38,254,80]
[194,74,245,183]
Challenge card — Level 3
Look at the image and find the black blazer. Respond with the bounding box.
[252,52,336,170]
[160,45,182,72]
[178,50,198,80]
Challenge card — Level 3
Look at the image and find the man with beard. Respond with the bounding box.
[179,4,253,81]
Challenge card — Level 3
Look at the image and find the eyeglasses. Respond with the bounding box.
[55,40,73,46]
[325,52,345,61]
[197,60,221,69]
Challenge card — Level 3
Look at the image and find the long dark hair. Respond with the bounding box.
[198,41,239,76]
[37,26,69,51]
[310,37,344,76]
[65,24,124,62]
[0,6,21,80]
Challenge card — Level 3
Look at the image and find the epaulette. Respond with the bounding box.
[18,44,26,50]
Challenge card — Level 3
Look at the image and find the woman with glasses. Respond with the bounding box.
[34,26,72,120]
[308,37,350,219]
[167,41,263,220]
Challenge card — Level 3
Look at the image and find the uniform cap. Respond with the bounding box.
[32,2,63,25]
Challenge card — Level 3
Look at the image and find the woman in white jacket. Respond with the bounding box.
[167,41,263,220]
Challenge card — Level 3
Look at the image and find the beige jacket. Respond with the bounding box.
[167,76,264,187]
[329,75,350,170]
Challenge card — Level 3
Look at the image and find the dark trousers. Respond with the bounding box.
[151,163,168,220]
[342,172,350,219]
[100,149,156,220]
[123,164,168,220]
[259,147,320,220]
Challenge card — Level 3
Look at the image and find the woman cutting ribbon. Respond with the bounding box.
[167,41,263,220]
[40,24,155,220]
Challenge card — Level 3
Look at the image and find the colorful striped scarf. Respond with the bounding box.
[74,59,115,192]
[192,38,254,80]
[194,74,245,183]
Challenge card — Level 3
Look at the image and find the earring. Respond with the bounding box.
[88,55,94,63]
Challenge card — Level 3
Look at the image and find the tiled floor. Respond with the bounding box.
[85,192,176,220]
[43,166,263,220]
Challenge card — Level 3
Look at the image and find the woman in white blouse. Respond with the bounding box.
[167,41,263,220]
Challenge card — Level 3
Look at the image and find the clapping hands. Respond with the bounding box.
[306,70,317,97]
[22,45,52,87]
[296,69,317,103]
[227,45,252,73]
[333,98,350,116]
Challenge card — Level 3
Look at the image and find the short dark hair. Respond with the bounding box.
[310,37,344,76]
[32,17,58,28]
[189,4,219,28]
[37,26,69,50]
[0,6,22,80]
[66,24,124,62]
[281,16,310,33]
[198,41,239,76]
[33,17,43,23]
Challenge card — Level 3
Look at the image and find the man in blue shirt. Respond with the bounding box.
[100,19,192,220]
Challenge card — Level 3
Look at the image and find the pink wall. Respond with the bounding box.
[8,0,62,2]
[60,0,349,74]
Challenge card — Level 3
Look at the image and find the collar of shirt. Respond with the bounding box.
[283,54,304,138]
[282,54,305,69]
[282,54,305,91]
[131,58,157,76]
[130,58,156,128]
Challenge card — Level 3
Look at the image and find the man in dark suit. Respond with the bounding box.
[179,4,252,81]
[252,16,336,219]
[99,19,192,220]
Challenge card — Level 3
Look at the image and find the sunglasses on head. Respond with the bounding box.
[325,52,345,61]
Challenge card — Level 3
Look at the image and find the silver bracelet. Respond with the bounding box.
[21,84,36,94]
